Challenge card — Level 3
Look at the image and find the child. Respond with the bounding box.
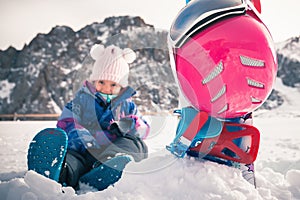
[28,44,150,191]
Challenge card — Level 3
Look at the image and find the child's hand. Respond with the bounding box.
[109,122,123,136]
[109,117,136,137]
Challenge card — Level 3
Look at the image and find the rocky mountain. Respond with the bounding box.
[0,16,299,119]
[0,16,177,118]
[276,36,300,87]
[259,36,300,110]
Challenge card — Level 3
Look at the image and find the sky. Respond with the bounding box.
[0,0,299,50]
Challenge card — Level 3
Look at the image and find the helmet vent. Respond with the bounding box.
[202,61,224,85]
[217,103,228,115]
[251,96,262,104]
[240,55,265,67]
[211,85,226,102]
[247,77,264,89]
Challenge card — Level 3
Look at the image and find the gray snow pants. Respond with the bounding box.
[59,134,148,189]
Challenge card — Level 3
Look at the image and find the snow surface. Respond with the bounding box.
[0,79,300,200]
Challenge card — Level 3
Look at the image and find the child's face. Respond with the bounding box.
[94,80,122,95]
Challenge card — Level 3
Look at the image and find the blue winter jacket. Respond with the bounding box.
[57,81,150,153]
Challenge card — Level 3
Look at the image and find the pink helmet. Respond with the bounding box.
[168,0,277,118]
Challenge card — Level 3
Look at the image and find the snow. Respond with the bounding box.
[255,78,300,118]
[0,80,15,103]
[0,80,300,200]
[0,114,299,199]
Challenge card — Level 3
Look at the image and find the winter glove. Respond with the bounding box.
[109,117,137,137]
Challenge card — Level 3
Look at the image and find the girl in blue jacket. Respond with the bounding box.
[56,44,149,190]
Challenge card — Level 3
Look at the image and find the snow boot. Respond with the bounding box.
[79,155,132,191]
[27,128,68,181]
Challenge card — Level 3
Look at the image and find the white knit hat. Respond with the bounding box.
[89,44,136,87]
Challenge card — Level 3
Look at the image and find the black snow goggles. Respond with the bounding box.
[169,0,247,48]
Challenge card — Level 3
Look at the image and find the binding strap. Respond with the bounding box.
[189,122,260,164]
[166,107,209,158]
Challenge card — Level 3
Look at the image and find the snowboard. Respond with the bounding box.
[185,0,261,13]
[250,0,261,13]
[27,128,68,181]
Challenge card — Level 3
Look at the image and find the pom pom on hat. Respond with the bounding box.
[89,44,136,87]
[122,48,136,63]
[90,44,105,60]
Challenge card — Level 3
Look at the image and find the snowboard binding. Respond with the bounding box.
[188,122,260,164]
[167,107,260,164]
